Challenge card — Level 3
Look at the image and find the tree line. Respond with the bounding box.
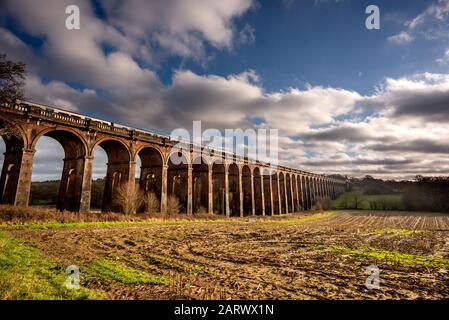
[343,175,449,212]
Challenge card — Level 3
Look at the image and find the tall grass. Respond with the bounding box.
[0,205,148,224]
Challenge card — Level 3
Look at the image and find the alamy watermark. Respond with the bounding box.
[365,5,380,30]
[65,265,80,290]
[65,5,80,30]
[365,264,380,290]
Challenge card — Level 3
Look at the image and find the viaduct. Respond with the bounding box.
[0,101,346,215]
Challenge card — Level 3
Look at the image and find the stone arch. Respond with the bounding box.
[261,168,272,215]
[31,128,88,158]
[93,138,131,163]
[306,176,312,209]
[292,174,299,212]
[31,129,88,212]
[192,155,209,214]
[228,163,240,217]
[253,167,263,215]
[135,144,164,161]
[296,175,303,210]
[311,176,317,206]
[212,160,226,215]
[286,173,293,213]
[0,120,26,206]
[137,146,164,213]
[92,138,133,212]
[167,151,189,213]
[271,171,280,214]
[242,165,252,216]
[0,117,28,148]
[166,149,191,167]
[279,172,287,214]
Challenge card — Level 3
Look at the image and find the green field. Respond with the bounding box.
[332,192,404,210]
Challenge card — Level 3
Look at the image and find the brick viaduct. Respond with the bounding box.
[0,101,346,215]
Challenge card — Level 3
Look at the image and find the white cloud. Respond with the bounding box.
[405,0,449,30]
[387,31,414,44]
[389,0,449,46]
[436,48,449,65]
[100,0,254,61]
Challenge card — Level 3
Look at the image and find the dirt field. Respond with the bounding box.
[3,210,449,300]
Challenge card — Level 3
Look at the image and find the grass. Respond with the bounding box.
[262,211,337,224]
[1,211,339,230]
[0,232,105,299]
[371,229,425,235]
[332,192,403,210]
[1,218,238,230]
[330,245,449,268]
[89,258,168,285]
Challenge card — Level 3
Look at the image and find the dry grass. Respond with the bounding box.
[0,205,148,224]
[0,205,241,226]
[112,184,143,214]
[143,192,160,214]
[166,195,182,215]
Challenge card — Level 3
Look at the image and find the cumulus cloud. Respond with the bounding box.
[372,73,449,122]
[100,0,254,61]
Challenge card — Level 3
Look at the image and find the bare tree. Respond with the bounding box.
[0,54,26,105]
[0,55,26,139]
[113,184,143,214]
[143,192,160,214]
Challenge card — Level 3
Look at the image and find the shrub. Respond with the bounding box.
[143,192,160,214]
[112,184,143,215]
[166,195,182,215]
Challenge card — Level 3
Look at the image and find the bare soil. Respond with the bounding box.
[6,210,449,300]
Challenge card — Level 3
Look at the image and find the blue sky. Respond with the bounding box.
[148,0,444,94]
[2,0,449,180]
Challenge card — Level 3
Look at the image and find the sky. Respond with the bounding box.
[1,0,449,181]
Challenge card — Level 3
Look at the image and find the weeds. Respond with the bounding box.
[89,258,167,285]
[330,245,449,268]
